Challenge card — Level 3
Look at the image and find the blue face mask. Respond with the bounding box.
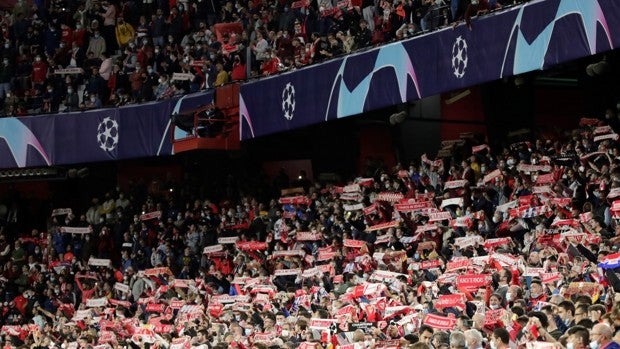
[414,253,420,260]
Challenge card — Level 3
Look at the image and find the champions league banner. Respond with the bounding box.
[240,0,620,140]
[0,91,213,169]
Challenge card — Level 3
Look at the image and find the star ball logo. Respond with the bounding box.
[96,116,119,152]
[451,36,468,79]
[281,82,296,121]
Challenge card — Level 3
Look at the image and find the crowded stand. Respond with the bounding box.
[0,0,521,115]
[1,112,620,349]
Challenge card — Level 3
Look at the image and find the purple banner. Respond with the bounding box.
[0,91,213,169]
[240,0,619,139]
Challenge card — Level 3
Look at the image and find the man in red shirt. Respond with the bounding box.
[60,23,73,47]
[73,23,86,48]
[31,55,48,89]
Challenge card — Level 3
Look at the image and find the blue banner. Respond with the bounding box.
[0,91,213,169]
[240,0,620,140]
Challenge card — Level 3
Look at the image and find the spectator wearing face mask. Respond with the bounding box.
[527,279,547,311]
[123,47,138,73]
[82,92,102,109]
[3,90,19,115]
[260,49,280,76]
[155,74,171,99]
[590,323,620,349]
[136,37,152,69]
[63,85,79,111]
[141,66,158,101]
[43,85,61,112]
[115,17,136,48]
[87,31,107,59]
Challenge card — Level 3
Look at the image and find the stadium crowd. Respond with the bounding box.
[0,0,520,115]
[1,111,620,349]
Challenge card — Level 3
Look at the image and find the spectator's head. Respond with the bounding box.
[471,313,484,331]
[489,293,504,310]
[573,303,589,324]
[591,323,614,348]
[432,331,450,349]
[464,329,484,349]
[449,331,467,349]
[567,325,590,349]
[557,300,576,324]
[418,325,434,344]
[529,280,543,298]
[490,328,509,349]
[589,304,606,322]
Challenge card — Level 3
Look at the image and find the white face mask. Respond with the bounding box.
[566,343,575,349]
[490,341,497,349]
[281,330,289,337]
[490,304,500,310]
[244,328,253,336]
[590,341,599,349]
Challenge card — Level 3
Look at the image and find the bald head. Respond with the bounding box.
[592,323,613,343]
